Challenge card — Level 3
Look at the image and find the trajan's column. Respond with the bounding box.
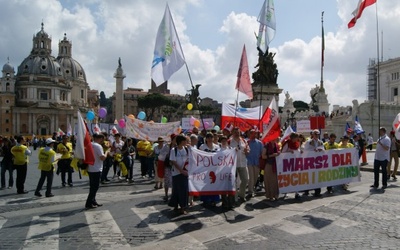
[114,57,125,120]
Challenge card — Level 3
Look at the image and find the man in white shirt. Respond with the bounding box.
[86,133,108,209]
[303,129,325,197]
[372,127,391,189]
[229,127,250,203]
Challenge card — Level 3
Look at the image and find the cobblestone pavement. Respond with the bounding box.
[0,151,399,249]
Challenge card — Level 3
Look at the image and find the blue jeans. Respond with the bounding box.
[374,159,388,187]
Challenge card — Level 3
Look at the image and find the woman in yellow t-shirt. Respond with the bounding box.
[57,135,74,187]
[35,138,56,197]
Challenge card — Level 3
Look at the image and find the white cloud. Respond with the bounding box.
[1,0,399,113]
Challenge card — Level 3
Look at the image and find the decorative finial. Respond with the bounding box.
[64,33,67,40]
[7,56,9,63]
[41,20,44,30]
[118,57,122,68]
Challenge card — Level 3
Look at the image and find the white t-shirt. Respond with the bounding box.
[228,137,247,168]
[88,142,105,172]
[113,140,124,154]
[156,144,170,161]
[169,147,189,176]
[375,135,391,161]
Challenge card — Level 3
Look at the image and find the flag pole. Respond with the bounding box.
[320,11,324,91]
[234,89,240,127]
[375,2,380,129]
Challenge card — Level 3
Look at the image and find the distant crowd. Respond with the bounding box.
[0,125,398,213]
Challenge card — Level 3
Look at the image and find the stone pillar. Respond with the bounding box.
[250,85,282,113]
[114,58,126,120]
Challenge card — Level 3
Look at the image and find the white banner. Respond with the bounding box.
[188,148,237,195]
[125,119,181,142]
[296,120,311,133]
[276,148,360,193]
[181,117,214,130]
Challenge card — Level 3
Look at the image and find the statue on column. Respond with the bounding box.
[186,84,202,107]
[252,47,279,85]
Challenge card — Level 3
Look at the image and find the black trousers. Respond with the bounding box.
[374,159,388,187]
[86,172,101,207]
[35,169,54,195]
[58,159,73,185]
[139,156,148,177]
[15,163,27,193]
[101,157,113,181]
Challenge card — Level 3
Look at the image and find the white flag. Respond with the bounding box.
[257,0,276,52]
[151,4,185,85]
[393,113,400,139]
[280,125,294,143]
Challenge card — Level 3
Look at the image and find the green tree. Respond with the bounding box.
[99,91,107,107]
[293,100,309,112]
[138,93,180,121]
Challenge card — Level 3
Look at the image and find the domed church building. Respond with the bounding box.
[0,23,92,136]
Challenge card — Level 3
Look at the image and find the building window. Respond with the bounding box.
[6,83,10,91]
[5,99,9,104]
[5,119,9,123]
[39,90,49,100]
[395,88,398,96]
[81,89,84,99]
[392,72,400,81]
[6,110,9,113]
[5,128,9,132]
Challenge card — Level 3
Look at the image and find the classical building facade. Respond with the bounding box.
[0,23,95,137]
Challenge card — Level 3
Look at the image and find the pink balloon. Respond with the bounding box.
[118,119,126,128]
[204,121,210,129]
[190,116,196,126]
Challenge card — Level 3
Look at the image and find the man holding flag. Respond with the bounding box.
[85,133,109,209]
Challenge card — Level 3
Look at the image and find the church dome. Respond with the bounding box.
[56,34,86,82]
[57,57,86,82]
[2,62,14,73]
[17,55,63,77]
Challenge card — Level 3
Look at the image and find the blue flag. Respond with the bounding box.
[354,115,365,134]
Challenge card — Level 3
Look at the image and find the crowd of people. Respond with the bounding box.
[0,124,398,212]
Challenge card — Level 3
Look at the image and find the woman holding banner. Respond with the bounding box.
[280,132,301,199]
[262,137,280,201]
[199,133,221,206]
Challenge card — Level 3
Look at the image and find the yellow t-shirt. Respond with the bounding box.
[338,142,354,148]
[57,142,73,159]
[38,148,56,171]
[324,141,339,150]
[137,140,153,157]
[11,145,29,165]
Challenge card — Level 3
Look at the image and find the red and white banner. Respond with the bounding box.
[221,103,263,132]
[188,148,237,196]
[261,99,280,143]
[277,148,360,193]
[125,118,181,142]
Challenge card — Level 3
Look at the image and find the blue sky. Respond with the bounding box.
[0,0,399,111]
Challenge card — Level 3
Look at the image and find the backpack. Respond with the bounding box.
[164,147,188,168]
